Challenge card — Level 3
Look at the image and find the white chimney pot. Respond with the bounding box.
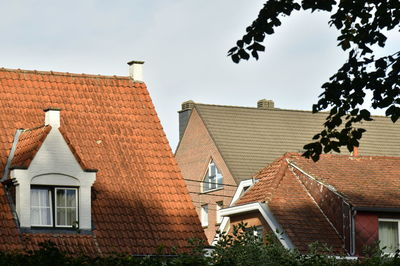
[44,108,61,128]
[127,60,144,82]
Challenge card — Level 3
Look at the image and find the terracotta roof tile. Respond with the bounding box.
[0,67,205,255]
[237,153,345,253]
[289,154,400,208]
[10,125,51,169]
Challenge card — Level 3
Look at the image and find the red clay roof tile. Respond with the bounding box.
[0,67,205,255]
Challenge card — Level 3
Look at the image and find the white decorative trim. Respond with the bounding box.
[9,127,96,230]
[230,179,255,206]
[212,179,255,245]
[219,202,295,249]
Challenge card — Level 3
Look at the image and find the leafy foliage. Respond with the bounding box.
[228,0,400,161]
[2,224,400,265]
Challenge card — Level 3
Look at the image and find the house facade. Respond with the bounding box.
[221,153,400,256]
[175,100,400,243]
[0,63,205,255]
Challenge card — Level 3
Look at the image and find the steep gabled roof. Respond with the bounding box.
[236,153,400,253]
[193,103,400,183]
[236,153,345,253]
[0,67,205,255]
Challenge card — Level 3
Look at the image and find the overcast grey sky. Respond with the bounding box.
[1,1,399,150]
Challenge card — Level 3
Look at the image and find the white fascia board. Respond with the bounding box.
[219,202,295,250]
[230,179,255,206]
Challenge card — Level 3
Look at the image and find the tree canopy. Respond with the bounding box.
[228,0,400,161]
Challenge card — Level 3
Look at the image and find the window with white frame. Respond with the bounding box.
[216,201,223,224]
[31,188,52,227]
[203,160,223,192]
[201,204,209,227]
[31,187,78,228]
[379,219,400,254]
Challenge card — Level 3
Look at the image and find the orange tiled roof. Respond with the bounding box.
[237,153,345,253]
[289,154,400,208]
[0,67,205,255]
[10,125,52,169]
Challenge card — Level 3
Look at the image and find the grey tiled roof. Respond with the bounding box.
[194,103,400,183]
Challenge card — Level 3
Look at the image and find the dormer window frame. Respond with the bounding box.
[6,110,97,232]
[30,185,79,229]
[202,159,224,193]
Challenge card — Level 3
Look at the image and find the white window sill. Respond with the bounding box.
[202,187,224,194]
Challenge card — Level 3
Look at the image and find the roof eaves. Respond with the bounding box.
[220,202,295,249]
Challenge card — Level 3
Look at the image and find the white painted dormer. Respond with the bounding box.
[8,109,96,231]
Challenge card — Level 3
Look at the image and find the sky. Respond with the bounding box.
[1,0,399,150]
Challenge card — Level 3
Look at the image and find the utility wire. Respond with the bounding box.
[183,178,240,188]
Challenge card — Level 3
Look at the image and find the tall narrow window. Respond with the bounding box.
[201,204,209,227]
[55,188,78,227]
[216,201,223,224]
[31,188,52,226]
[203,160,223,192]
[379,219,400,253]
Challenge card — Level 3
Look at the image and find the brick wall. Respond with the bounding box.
[229,211,271,242]
[175,108,237,243]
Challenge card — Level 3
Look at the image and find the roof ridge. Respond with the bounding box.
[0,67,131,80]
[194,102,390,118]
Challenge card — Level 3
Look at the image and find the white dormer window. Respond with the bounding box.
[203,160,223,192]
[7,109,96,231]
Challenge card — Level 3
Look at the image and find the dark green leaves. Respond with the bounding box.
[230,0,400,161]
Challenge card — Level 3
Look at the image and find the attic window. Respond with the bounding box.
[203,160,223,192]
[31,186,78,228]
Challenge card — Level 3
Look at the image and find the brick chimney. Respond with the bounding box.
[178,100,195,140]
[127,60,144,82]
[257,99,274,109]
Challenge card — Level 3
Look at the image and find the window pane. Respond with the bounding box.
[67,208,77,225]
[201,205,208,227]
[40,191,50,206]
[66,190,76,207]
[210,176,216,189]
[57,189,66,207]
[210,164,216,177]
[41,208,51,226]
[57,208,66,226]
[379,221,399,253]
[31,188,52,226]
[31,208,40,225]
[31,190,40,206]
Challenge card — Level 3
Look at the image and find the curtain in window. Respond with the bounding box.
[379,221,399,253]
[31,189,51,226]
[56,189,77,226]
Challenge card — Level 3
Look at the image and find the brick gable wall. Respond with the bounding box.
[175,109,237,243]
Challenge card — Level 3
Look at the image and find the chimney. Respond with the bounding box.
[127,60,144,82]
[353,146,359,157]
[44,108,61,128]
[178,100,195,140]
[257,99,274,109]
